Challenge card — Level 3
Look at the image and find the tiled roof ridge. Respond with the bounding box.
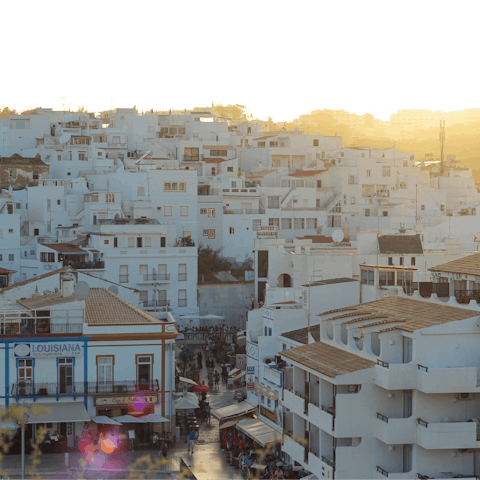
[80,272,139,292]
[326,310,374,321]
[342,314,393,325]
[317,307,358,316]
[0,266,70,292]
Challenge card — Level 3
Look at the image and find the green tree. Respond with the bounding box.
[197,244,232,279]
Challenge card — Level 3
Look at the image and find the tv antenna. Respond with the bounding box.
[60,95,71,112]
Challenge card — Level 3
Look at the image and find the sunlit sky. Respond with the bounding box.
[2,0,479,122]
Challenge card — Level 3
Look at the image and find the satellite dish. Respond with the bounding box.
[332,229,344,243]
[316,226,323,235]
[108,285,119,295]
[74,281,90,300]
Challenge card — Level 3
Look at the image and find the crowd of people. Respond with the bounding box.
[152,431,173,458]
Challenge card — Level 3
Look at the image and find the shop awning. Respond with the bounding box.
[114,415,148,424]
[211,400,256,421]
[236,418,281,447]
[142,413,169,423]
[175,395,199,410]
[228,368,240,377]
[179,376,197,385]
[92,416,122,426]
[219,416,252,430]
[28,402,90,424]
[234,371,246,380]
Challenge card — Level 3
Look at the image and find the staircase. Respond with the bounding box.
[321,192,342,212]
[280,187,296,207]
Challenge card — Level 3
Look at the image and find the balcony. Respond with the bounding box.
[282,435,305,466]
[282,388,306,417]
[455,289,480,303]
[416,418,480,449]
[66,261,105,270]
[1,318,83,336]
[416,365,479,393]
[11,380,160,397]
[137,274,170,284]
[143,300,170,310]
[374,413,415,444]
[375,361,416,390]
[178,273,187,281]
[107,142,127,148]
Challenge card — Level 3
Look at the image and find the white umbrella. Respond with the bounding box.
[203,314,225,319]
[91,416,122,426]
[142,413,169,423]
[0,422,18,432]
[175,397,199,410]
[114,415,148,424]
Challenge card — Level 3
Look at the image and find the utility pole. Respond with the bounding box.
[439,118,445,176]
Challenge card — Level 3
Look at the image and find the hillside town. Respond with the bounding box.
[1,106,480,479]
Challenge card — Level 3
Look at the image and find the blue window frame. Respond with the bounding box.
[268,328,272,336]
[261,395,265,404]
[282,343,286,350]
[264,327,268,336]
[267,398,271,407]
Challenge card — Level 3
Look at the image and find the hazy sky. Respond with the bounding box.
[2,0,478,122]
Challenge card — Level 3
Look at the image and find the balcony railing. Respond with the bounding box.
[432,283,449,297]
[181,331,236,341]
[1,319,82,336]
[143,300,170,308]
[11,379,160,396]
[321,405,335,416]
[142,274,170,282]
[455,290,480,301]
[66,261,105,270]
[377,359,389,368]
[376,466,388,477]
[377,413,389,423]
[119,275,129,283]
[178,273,187,281]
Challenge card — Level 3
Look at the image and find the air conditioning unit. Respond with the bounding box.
[19,388,27,396]
[18,381,26,388]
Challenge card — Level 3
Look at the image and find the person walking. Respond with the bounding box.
[205,403,211,424]
[214,370,220,389]
[161,440,168,459]
[197,351,203,369]
[187,428,196,454]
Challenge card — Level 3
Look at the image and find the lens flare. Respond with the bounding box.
[130,396,145,412]
[100,435,118,454]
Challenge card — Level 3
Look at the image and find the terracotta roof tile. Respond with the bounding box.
[17,292,79,309]
[41,244,87,253]
[85,288,167,325]
[429,253,480,276]
[378,234,423,255]
[291,169,326,177]
[280,325,320,345]
[281,341,375,378]
[0,266,70,292]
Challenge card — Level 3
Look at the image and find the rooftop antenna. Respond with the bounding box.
[439,117,445,176]
[60,95,71,112]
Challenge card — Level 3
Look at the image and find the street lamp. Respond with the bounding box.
[17,402,30,480]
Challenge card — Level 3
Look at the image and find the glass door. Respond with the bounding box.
[137,356,152,391]
[58,358,73,394]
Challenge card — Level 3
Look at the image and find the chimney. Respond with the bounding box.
[444,238,462,255]
[398,223,406,235]
[61,273,75,298]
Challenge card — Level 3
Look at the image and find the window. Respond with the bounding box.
[178,289,187,307]
[411,257,416,266]
[139,291,148,303]
[258,142,266,147]
[161,237,166,248]
[440,205,445,212]
[252,219,261,231]
[58,358,73,394]
[365,208,370,217]
[313,139,319,147]
[178,264,187,281]
[348,175,355,184]
[208,208,215,218]
[281,218,292,230]
[203,229,208,236]
[136,237,143,248]
[267,398,271,408]
[164,206,172,216]
[180,206,189,216]
[382,167,391,177]
[57,154,62,161]
[138,187,145,196]
[210,150,228,156]
[269,218,280,229]
[136,355,153,388]
[317,180,322,188]
[269,142,277,147]
[32,170,39,180]
[8,229,13,234]
[294,218,304,229]
[128,237,134,247]
[261,395,265,404]
[343,195,347,206]
[104,240,109,245]
[145,237,151,247]
[57,200,61,206]
[200,208,207,215]
[97,356,113,386]
[18,359,33,383]
[421,205,425,211]
[208,230,215,239]
[227,167,233,172]
[164,182,171,191]
[184,147,199,161]
[247,127,251,134]
[182,231,191,238]
[106,194,115,203]
[383,211,388,217]
[113,237,117,248]
[366,169,371,176]
[231,181,236,188]
[306,218,317,229]
[388,257,393,265]
[9,169,16,179]
[119,265,128,283]
[229,227,235,235]
[400,257,404,266]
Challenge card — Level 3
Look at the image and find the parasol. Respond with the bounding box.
[190,384,211,393]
